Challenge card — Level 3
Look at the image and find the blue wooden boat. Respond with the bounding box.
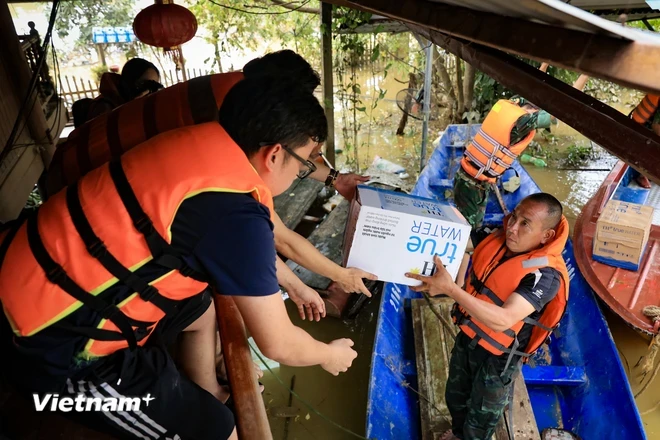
[365,124,645,440]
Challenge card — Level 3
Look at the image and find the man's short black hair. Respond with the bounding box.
[218,75,327,158]
[523,193,563,229]
[242,50,321,94]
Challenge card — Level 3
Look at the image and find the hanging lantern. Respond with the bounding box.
[133,1,197,49]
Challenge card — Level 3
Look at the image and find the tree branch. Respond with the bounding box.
[269,0,320,14]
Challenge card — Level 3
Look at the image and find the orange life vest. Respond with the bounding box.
[45,72,245,198]
[452,215,570,365]
[631,94,660,126]
[460,99,536,183]
[0,122,273,359]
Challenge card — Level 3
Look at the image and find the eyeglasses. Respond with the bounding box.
[259,142,317,179]
[135,79,164,95]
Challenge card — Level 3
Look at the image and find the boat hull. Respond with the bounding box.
[366,125,645,440]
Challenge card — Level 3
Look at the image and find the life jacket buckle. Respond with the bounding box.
[87,240,108,258]
[99,304,120,321]
[134,216,155,235]
[45,265,66,284]
[140,285,159,302]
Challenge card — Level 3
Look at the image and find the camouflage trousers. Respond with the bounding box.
[452,168,490,229]
[445,331,522,440]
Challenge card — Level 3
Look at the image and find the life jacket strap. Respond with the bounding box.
[108,159,207,283]
[66,183,180,316]
[0,215,24,269]
[26,212,146,350]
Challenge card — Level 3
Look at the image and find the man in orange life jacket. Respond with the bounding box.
[406,193,569,440]
[453,97,555,229]
[0,76,358,440]
[629,93,660,188]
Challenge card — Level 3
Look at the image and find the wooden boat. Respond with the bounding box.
[574,160,660,335]
[365,124,646,439]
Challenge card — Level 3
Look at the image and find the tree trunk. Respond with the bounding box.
[433,47,457,121]
[463,62,476,111]
[396,72,417,136]
[455,55,464,118]
[214,39,224,73]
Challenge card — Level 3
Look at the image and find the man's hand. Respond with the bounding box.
[334,267,378,297]
[320,338,357,376]
[405,255,455,297]
[334,173,370,201]
[287,283,326,322]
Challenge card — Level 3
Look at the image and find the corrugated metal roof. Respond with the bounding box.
[426,0,659,39]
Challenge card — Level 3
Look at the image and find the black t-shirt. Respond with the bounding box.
[491,263,561,371]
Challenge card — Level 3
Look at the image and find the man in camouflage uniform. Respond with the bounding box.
[406,193,568,440]
[452,96,553,229]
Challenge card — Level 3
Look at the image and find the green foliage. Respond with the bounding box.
[189,0,266,72]
[91,64,109,83]
[56,0,135,50]
[566,142,598,166]
[472,71,513,119]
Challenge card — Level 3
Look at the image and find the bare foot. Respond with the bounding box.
[636,174,652,189]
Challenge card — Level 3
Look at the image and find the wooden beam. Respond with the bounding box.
[214,294,272,440]
[325,0,660,94]
[408,25,660,185]
[321,2,336,166]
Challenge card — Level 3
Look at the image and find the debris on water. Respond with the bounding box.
[289,193,295,197]
[540,428,581,439]
[270,406,300,418]
[372,155,406,174]
[305,413,311,420]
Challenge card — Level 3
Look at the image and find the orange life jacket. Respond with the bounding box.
[452,215,570,366]
[460,99,536,183]
[46,72,245,198]
[631,94,660,126]
[0,122,273,359]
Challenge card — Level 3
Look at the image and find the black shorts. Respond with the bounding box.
[61,290,235,440]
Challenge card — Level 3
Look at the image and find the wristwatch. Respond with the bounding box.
[325,169,339,187]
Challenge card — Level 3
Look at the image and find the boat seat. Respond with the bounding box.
[522,365,587,387]
[612,184,650,206]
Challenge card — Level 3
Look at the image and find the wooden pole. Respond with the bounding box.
[320,2,335,167]
[214,293,272,440]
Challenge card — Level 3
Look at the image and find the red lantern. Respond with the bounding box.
[133,2,198,49]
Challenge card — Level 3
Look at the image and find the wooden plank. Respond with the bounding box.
[286,198,349,289]
[412,26,660,186]
[411,298,454,440]
[411,298,540,440]
[327,0,660,94]
[273,178,324,230]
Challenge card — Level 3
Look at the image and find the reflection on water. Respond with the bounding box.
[260,297,380,440]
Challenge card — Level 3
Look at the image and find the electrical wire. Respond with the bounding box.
[206,0,312,15]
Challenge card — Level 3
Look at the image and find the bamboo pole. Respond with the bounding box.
[214,293,272,440]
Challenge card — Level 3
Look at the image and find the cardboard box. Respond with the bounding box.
[592,199,654,271]
[343,185,471,286]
